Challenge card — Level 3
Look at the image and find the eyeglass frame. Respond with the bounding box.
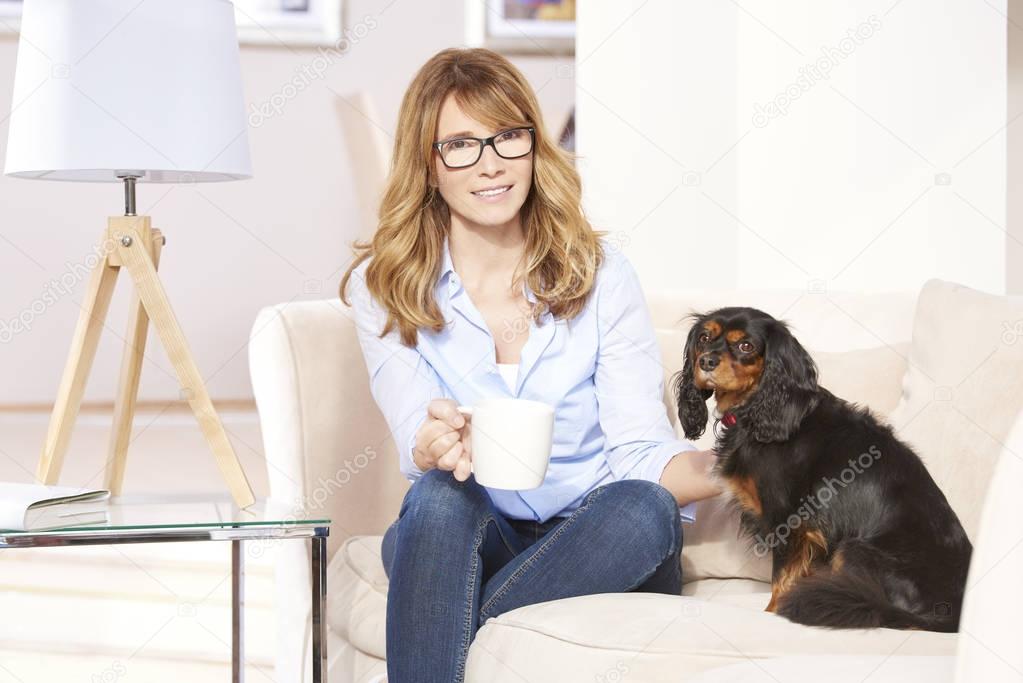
[432,126,536,169]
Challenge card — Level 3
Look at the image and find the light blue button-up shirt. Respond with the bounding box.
[348,236,698,524]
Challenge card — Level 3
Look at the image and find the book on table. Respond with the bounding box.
[0,482,110,532]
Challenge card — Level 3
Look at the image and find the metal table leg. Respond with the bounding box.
[233,539,245,683]
[312,534,328,682]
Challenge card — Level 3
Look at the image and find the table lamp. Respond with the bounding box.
[4,0,256,508]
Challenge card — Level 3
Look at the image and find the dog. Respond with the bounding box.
[672,306,972,632]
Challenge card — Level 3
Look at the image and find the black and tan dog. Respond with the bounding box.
[673,306,972,631]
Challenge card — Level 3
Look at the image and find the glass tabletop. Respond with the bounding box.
[0,493,330,536]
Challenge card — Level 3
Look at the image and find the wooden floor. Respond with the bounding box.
[0,407,281,683]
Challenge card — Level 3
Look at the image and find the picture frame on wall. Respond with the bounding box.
[483,0,575,56]
[233,0,343,47]
[0,0,22,33]
[0,0,344,46]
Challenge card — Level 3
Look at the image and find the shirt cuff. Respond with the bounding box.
[678,502,696,524]
[405,425,426,481]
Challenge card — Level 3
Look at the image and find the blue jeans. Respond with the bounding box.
[380,468,684,683]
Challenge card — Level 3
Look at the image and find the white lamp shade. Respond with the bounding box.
[4,0,252,183]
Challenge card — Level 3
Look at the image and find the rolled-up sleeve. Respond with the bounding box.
[347,265,449,482]
[594,250,700,523]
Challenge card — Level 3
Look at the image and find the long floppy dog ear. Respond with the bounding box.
[737,320,819,442]
[672,316,713,440]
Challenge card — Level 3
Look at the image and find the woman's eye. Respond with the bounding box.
[448,140,468,150]
[498,129,522,141]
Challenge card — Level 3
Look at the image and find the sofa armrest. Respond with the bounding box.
[248,298,411,682]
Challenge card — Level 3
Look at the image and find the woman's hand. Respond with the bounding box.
[413,399,473,481]
[659,449,724,506]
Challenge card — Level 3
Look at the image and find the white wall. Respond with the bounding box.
[578,0,1009,296]
[576,0,739,290]
[0,0,574,406]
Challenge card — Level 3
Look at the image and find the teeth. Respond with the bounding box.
[473,186,510,197]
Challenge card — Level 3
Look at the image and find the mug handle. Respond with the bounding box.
[455,406,473,474]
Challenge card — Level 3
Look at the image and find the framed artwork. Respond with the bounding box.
[233,0,343,46]
[0,0,22,33]
[484,0,575,55]
[0,1,344,46]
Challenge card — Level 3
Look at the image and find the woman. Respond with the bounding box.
[340,47,722,683]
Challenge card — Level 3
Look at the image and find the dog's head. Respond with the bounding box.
[672,307,820,443]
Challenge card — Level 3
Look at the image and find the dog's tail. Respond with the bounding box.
[776,569,958,632]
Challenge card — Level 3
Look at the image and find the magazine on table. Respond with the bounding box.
[0,482,110,532]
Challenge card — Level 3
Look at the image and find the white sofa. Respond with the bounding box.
[249,278,1023,682]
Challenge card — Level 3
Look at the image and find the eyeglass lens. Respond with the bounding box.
[440,128,532,167]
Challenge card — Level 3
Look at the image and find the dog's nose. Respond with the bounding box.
[698,354,719,372]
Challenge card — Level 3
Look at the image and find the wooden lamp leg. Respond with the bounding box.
[110,217,255,509]
[37,242,120,485]
[38,215,255,510]
[104,228,165,495]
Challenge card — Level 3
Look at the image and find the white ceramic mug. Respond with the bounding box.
[456,398,555,490]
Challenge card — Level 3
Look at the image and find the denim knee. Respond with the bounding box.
[598,479,682,559]
[401,468,493,524]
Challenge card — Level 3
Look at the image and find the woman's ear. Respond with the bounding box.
[738,320,819,443]
[673,318,712,440]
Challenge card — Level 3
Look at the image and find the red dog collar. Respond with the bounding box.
[721,412,737,428]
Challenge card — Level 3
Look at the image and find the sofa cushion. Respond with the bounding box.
[688,655,956,683]
[328,536,783,662]
[329,534,957,680]
[887,279,1023,541]
[657,336,910,444]
[656,328,910,585]
[464,592,957,682]
[327,536,389,659]
[681,577,771,600]
[326,536,775,662]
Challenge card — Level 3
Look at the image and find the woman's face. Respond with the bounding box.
[433,93,534,232]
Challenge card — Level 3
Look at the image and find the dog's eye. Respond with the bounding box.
[698,332,710,344]
[738,341,754,353]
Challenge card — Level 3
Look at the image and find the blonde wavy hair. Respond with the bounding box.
[339,47,605,347]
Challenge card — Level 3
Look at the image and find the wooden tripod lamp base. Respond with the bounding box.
[37,214,255,509]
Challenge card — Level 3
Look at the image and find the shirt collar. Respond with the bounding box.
[440,234,538,305]
[440,234,455,280]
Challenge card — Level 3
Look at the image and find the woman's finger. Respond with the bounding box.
[427,399,465,430]
[453,450,472,482]
[429,429,460,457]
[437,440,464,471]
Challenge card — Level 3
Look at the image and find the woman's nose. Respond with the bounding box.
[477,144,503,175]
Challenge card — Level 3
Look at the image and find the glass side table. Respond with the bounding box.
[0,493,331,683]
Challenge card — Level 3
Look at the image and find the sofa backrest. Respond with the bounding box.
[885,280,1023,544]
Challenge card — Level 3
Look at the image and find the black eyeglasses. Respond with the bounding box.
[433,127,535,169]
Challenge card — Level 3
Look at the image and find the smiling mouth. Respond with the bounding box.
[472,185,512,197]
